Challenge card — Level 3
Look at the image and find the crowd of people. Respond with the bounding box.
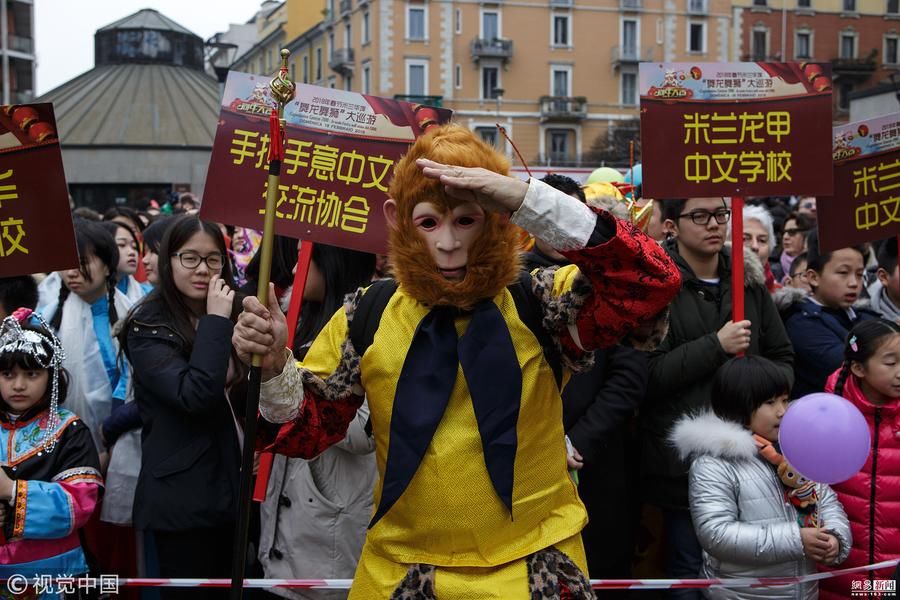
[0,124,898,599]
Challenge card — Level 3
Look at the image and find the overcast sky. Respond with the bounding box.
[34,0,260,95]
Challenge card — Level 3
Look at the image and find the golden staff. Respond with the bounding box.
[230,48,295,600]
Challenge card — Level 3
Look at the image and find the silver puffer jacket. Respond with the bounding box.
[671,412,852,600]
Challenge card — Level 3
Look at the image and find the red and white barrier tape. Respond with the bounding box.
[101,558,897,590]
[3,559,895,592]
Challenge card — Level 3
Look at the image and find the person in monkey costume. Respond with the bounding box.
[233,125,681,599]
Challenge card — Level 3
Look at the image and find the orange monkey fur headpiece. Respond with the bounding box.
[387,124,522,310]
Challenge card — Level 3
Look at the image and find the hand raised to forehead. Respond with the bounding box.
[416,158,529,214]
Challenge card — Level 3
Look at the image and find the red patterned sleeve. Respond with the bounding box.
[256,386,364,459]
[560,209,681,352]
[254,321,366,460]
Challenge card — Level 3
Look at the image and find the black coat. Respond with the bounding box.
[641,239,794,509]
[524,248,648,462]
[124,299,242,532]
[783,296,877,398]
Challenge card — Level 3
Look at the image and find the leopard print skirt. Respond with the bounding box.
[388,547,595,600]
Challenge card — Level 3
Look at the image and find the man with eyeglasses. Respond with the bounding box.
[640,197,794,599]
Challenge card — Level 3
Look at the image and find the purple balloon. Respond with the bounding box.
[779,393,871,484]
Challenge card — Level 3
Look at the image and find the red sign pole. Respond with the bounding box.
[252,240,314,502]
[731,196,745,328]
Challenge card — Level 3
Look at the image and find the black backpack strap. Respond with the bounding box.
[349,278,398,439]
[508,271,563,390]
[349,278,398,358]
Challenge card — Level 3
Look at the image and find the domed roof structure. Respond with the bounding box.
[36,9,221,210]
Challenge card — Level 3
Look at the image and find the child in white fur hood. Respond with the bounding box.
[671,356,851,600]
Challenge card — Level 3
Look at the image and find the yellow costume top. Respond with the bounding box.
[296,267,588,567]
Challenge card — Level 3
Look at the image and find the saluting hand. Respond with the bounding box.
[416,158,530,214]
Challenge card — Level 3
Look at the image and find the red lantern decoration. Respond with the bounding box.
[11,106,38,130]
[27,121,56,143]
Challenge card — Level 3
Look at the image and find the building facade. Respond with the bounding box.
[37,10,221,210]
[227,0,737,169]
[230,2,289,83]
[1,0,35,104]
[732,0,900,120]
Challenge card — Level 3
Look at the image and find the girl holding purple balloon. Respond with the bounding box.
[819,319,900,600]
[672,356,851,599]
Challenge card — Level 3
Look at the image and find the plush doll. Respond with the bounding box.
[755,434,819,517]
[776,461,818,509]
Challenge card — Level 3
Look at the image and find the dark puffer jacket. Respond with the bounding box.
[641,240,794,509]
[782,296,877,398]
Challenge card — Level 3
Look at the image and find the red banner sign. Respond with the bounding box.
[201,74,453,254]
[639,62,833,199]
[0,103,78,277]
[817,112,900,251]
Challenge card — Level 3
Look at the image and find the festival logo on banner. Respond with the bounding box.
[817,112,900,251]
[639,62,834,199]
[201,73,453,254]
[0,104,78,277]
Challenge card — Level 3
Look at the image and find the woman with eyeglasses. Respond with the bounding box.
[121,215,247,598]
[771,211,812,283]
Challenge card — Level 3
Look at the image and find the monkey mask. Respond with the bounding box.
[384,125,521,310]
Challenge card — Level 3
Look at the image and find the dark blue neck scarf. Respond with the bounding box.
[369,300,522,528]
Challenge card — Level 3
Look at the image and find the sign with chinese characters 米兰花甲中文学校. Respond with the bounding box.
[639,62,834,200]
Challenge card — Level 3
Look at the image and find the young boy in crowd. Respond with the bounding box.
[867,237,900,323]
[783,231,876,398]
[786,252,810,293]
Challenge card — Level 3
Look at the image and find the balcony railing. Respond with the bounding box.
[687,0,708,13]
[329,48,355,74]
[741,53,781,61]
[12,91,33,104]
[550,0,573,5]
[611,45,653,65]
[7,35,33,54]
[540,155,585,168]
[471,38,513,61]
[831,55,877,76]
[340,0,352,14]
[393,94,443,108]
[539,96,588,121]
[620,0,642,9]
